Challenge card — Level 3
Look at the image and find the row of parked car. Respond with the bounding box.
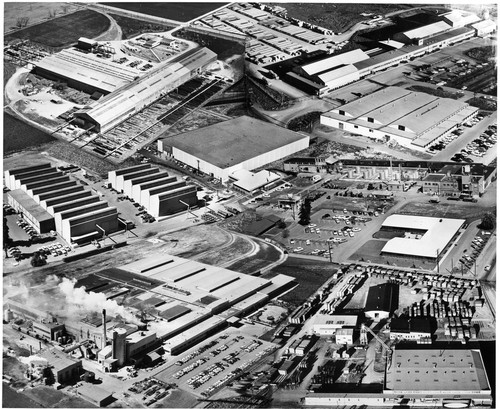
[16,218,37,238]
[459,236,487,269]
[38,243,72,257]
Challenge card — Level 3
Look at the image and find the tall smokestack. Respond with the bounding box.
[102,309,107,349]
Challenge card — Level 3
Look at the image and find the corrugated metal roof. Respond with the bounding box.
[75,48,216,133]
[301,49,369,76]
[316,64,358,83]
[402,21,451,39]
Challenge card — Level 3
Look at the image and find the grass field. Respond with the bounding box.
[110,13,175,40]
[263,257,337,307]
[398,201,496,224]
[5,9,110,48]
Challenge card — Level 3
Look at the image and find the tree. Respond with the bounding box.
[282,229,290,239]
[277,220,286,229]
[478,212,496,230]
[3,217,12,258]
[298,198,312,226]
[30,252,46,267]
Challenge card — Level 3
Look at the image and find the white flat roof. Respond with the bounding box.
[386,349,490,392]
[231,169,280,192]
[301,49,369,76]
[317,64,358,84]
[472,19,497,30]
[402,21,451,39]
[313,314,358,328]
[381,215,465,258]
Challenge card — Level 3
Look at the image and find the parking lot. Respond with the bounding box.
[155,330,277,398]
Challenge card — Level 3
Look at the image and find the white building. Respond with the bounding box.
[381,214,465,260]
[320,86,478,150]
[158,116,309,182]
[472,19,497,36]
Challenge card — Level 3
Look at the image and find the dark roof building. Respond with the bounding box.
[364,283,398,321]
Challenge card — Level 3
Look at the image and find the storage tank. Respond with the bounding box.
[4,309,13,323]
[112,328,128,367]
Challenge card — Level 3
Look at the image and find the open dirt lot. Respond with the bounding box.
[263,257,337,307]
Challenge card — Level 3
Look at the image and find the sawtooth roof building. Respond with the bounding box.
[108,164,197,217]
[5,163,119,244]
[381,214,465,260]
[73,47,217,133]
[320,86,478,150]
[158,116,309,181]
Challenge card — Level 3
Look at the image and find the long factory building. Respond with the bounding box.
[158,116,310,182]
[108,164,198,217]
[320,86,478,150]
[304,347,492,407]
[5,163,119,243]
[5,254,297,365]
[69,47,216,134]
[285,15,478,96]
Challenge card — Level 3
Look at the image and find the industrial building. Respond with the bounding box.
[304,347,492,407]
[389,318,432,341]
[312,314,358,337]
[380,215,465,260]
[364,283,398,321]
[320,87,478,150]
[38,348,83,384]
[5,254,296,366]
[158,116,310,181]
[33,48,139,95]
[326,159,496,196]
[282,13,478,95]
[385,348,492,406]
[108,164,197,217]
[229,169,281,194]
[285,49,370,95]
[421,163,496,197]
[472,19,497,36]
[4,163,119,243]
[394,21,453,45]
[73,47,216,133]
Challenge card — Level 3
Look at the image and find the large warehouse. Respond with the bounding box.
[320,86,478,150]
[381,214,465,260]
[33,48,139,95]
[304,347,492,407]
[158,116,310,181]
[5,163,119,243]
[73,47,217,133]
[108,164,197,217]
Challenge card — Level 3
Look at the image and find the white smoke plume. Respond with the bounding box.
[58,278,140,324]
[19,356,48,366]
